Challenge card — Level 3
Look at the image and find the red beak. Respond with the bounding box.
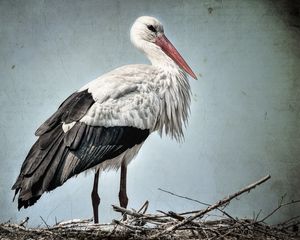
[155,35,197,80]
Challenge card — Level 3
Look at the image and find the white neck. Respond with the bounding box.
[144,44,191,141]
[131,36,191,140]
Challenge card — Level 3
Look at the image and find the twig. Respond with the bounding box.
[137,200,149,214]
[277,215,300,228]
[112,219,148,232]
[157,210,185,221]
[159,187,236,221]
[254,209,263,222]
[19,217,29,227]
[112,205,169,224]
[40,216,50,230]
[158,188,210,206]
[56,218,93,226]
[151,175,271,238]
[259,198,300,223]
[113,205,145,218]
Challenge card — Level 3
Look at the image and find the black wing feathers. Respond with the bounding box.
[64,122,86,149]
[35,90,94,136]
[12,88,149,210]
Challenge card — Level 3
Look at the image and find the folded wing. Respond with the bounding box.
[12,88,150,209]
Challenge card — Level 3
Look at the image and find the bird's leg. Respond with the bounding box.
[91,169,100,224]
[119,163,128,219]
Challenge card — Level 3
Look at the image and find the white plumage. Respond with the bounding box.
[12,16,197,223]
[78,63,190,138]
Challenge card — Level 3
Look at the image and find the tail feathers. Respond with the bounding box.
[12,124,68,210]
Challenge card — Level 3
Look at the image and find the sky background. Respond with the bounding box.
[0,0,299,226]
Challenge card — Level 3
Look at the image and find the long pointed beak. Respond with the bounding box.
[155,35,197,80]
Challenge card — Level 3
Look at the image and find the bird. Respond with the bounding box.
[12,16,197,223]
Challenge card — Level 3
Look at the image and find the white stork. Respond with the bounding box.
[12,16,197,223]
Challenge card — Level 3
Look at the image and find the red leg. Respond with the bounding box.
[119,163,128,209]
[91,169,100,223]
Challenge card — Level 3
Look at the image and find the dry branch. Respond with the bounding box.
[152,175,271,238]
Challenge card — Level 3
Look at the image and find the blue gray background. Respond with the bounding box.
[0,0,299,226]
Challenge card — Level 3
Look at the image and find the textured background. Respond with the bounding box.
[0,0,299,226]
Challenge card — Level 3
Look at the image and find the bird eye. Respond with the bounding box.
[147,25,157,33]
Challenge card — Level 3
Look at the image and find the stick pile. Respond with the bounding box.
[1,175,299,240]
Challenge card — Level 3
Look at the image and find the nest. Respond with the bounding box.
[1,175,299,240]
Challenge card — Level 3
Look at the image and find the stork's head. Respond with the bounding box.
[130,16,197,80]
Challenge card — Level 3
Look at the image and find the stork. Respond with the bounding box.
[12,16,197,223]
